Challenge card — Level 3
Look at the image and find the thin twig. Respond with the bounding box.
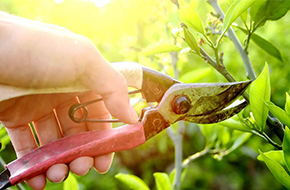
[244,30,253,52]
[252,131,282,150]
[182,148,209,168]
[207,0,256,80]
[200,47,250,102]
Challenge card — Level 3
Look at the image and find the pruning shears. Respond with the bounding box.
[0,62,251,189]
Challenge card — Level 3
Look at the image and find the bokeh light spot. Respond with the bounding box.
[54,0,64,4]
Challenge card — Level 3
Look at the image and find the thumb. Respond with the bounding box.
[81,58,139,124]
[102,85,139,124]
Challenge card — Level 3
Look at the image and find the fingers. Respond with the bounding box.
[68,156,93,176]
[4,124,47,190]
[54,96,87,136]
[77,92,113,173]
[33,111,62,146]
[33,111,69,185]
[46,164,69,183]
[31,96,93,186]
[25,175,47,190]
[5,125,37,158]
[54,96,94,177]
[102,87,138,124]
[78,91,111,131]
[93,153,114,174]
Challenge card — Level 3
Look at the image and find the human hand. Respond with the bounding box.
[0,12,138,190]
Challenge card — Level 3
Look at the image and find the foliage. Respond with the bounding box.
[132,0,290,189]
[64,173,79,190]
[249,63,270,132]
[115,169,187,190]
[140,42,182,56]
[115,173,150,190]
[0,124,10,152]
[1,0,290,189]
[257,97,290,189]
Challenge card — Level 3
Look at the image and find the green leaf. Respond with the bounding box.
[141,42,182,56]
[253,0,290,28]
[259,150,290,189]
[178,6,205,35]
[0,134,10,152]
[264,100,290,127]
[241,104,251,118]
[199,124,218,147]
[283,127,290,171]
[240,10,248,24]
[0,125,10,151]
[237,26,283,62]
[115,173,150,190]
[258,150,286,168]
[223,0,240,31]
[219,117,252,132]
[285,92,290,115]
[183,27,200,55]
[179,67,212,83]
[63,173,79,190]
[188,0,198,10]
[251,33,283,62]
[224,0,256,32]
[217,126,231,149]
[250,63,271,131]
[249,0,267,21]
[265,1,290,20]
[226,132,251,154]
[154,172,172,190]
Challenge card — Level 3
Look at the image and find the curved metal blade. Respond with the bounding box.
[186,100,248,124]
[158,81,251,124]
[187,81,251,116]
[0,169,11,190]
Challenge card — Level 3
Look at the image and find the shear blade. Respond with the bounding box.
[158,80,251,124]
[189,81,251,116]
[187,99,248,124]
[0,169,11,190]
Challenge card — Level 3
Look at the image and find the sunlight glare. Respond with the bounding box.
[83,0,111,8]
[95,0,111,7]
[54,0,64,4]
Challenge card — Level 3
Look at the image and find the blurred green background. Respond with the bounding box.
[0,0,290,189]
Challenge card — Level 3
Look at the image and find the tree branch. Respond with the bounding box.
[182,148,209,168]
[166,123,184,190]
[200,47,250,102]
[166,37,184,190]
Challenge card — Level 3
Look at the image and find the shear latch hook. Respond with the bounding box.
[68,90,141,123]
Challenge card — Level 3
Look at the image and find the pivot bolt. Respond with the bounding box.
[171,95,191,114]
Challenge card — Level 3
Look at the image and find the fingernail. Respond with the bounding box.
[95,153,115,174]
[84,167,92,175]
[56,174,68,183]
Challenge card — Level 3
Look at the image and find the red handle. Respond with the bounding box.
[7,122,146,185]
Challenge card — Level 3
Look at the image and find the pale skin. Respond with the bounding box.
[0,11,138,190]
